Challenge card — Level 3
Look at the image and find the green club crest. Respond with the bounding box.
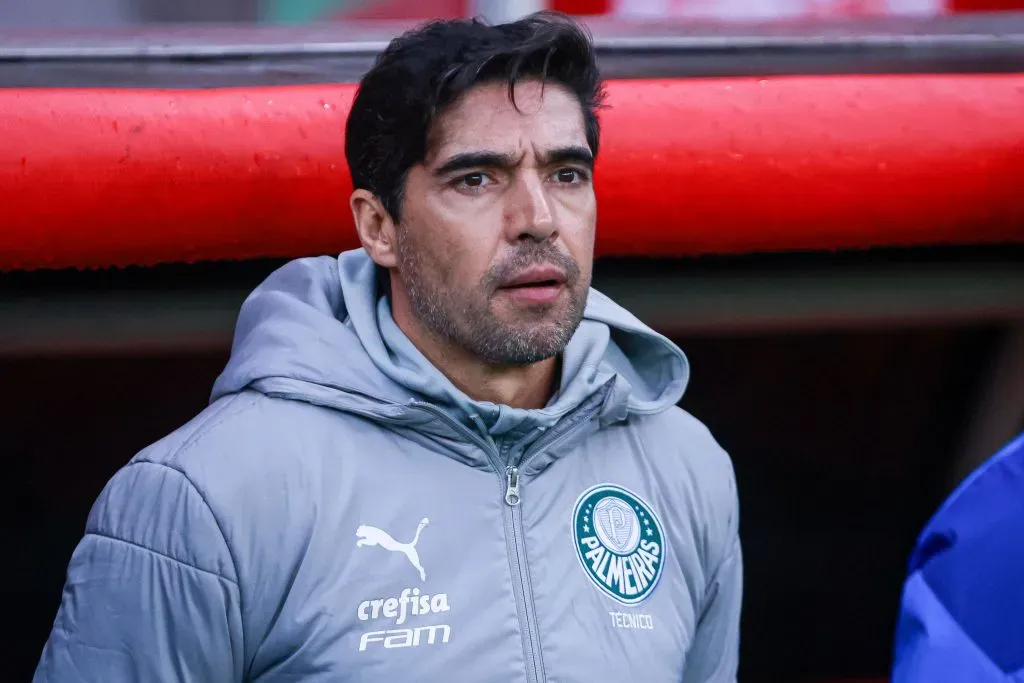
[572,483,665,605]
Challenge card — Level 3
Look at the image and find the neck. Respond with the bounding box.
[390,290,559,411]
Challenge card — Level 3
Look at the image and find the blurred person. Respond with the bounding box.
[892,430,1024,682]
[34,11,741,682]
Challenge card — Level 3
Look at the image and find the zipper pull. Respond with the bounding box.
[505,466,521,507]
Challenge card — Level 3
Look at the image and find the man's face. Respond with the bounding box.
[394,80,596,366]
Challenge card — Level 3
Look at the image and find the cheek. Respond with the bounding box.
[558,194,597,256]
[410,225,493,292]
[449,247,498,294]
[422,198,504,287]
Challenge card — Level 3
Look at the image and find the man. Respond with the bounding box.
[892,431,1024,682]
[35,12,742,682]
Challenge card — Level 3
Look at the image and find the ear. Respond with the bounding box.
[350,189,398,268]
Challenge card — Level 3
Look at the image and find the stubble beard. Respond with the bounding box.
[395,233,588,366]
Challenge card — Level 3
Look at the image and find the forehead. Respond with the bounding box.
[427,80,587,162]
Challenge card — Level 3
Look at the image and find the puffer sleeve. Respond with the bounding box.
[33,460,245,683]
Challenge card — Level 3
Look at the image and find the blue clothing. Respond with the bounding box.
[893,431,1024,682]
[35,248,742,682]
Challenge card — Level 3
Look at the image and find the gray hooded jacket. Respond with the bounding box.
[35,248,742,683]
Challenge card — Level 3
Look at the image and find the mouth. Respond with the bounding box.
[496,265,567,305]
[498,265,568,290]
[501,279,563,290]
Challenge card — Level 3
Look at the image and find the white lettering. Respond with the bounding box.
[606,554,625,592]
[638,545,659,580]
[359,630,386,651]
[596,548,612,583]
[629,554,649,592]
[621,556,636,596]
[413,624,451,646]
[358,624,452,651]
[397,589,412,626]
[409,588,422,616]
[639,539,660,556]
[430,593,451,614]
[585,545,605,574]
[608,611,655,631]
[355,590,451,626]
[384,629,412,648]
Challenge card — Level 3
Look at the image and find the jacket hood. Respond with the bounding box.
[211,249,689,442]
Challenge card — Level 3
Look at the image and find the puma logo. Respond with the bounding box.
[356,518,430,582]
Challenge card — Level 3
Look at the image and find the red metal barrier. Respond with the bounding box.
[1,75,1023,272]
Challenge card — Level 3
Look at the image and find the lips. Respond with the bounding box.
[499,264,568,289]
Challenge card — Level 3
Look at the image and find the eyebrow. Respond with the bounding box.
[433,145,595,177]
[545,146,595,169]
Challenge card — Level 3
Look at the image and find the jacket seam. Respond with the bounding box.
[131,391,260,667]
[133,391,258,579]
[85,531,240,585]
[124,460,242,584]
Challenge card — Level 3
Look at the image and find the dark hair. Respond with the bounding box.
[345,11,605,222]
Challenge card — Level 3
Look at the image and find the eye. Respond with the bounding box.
[455,172,491,190]
[553,168,587,184]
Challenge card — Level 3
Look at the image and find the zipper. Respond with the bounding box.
[505,466,521,506]
[410,401,544,683]
[500,399,604,683]
[292,394,604,683]
[412,397,605,683]
[502,457,545,683]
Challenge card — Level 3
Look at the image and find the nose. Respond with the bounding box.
[505,172,556,242]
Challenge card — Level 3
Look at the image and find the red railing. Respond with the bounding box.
[1,75,1022,271]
